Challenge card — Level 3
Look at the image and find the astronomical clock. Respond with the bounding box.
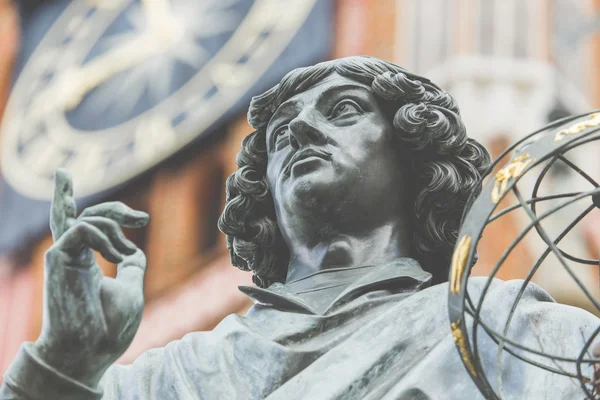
[0,0,331,250]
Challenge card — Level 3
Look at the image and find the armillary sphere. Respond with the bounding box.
[448,111,600,399]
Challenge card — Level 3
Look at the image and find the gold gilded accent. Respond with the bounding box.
[555,112,600,141]
[491,153,535,204]
[450,235,472,294]
[451,320,477,377]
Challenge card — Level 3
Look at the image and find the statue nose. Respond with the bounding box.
[288,116,326,148]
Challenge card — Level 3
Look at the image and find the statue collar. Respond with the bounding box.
[238,258,432,315]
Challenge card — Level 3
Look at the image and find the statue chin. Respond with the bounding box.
[287,169,344,208]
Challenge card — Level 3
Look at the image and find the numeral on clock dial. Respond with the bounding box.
[66,144,107,184]
[134,115,177,164]
[21,136,68,176]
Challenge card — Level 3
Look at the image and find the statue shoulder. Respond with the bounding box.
[466,276,599,333]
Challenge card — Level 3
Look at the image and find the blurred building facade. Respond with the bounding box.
[2,0,600,378]
[394,0,600,310]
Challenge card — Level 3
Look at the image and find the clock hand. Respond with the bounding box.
[50,35,156,111]
[141,0,183,45]
[34,1,184,113]
[40,31,177,112]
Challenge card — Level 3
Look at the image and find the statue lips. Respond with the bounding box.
[285,148,332,177]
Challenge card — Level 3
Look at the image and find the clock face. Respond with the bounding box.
[0,0,319,199]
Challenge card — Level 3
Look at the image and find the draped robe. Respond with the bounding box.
[2,258,599,399]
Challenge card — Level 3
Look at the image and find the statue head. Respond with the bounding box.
[219,56,490,288]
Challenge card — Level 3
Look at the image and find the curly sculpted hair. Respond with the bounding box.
[218,56,490,288]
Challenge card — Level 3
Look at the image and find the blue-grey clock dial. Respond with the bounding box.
[1,0,318,199]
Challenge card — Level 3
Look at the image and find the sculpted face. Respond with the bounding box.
[265,73,409,235]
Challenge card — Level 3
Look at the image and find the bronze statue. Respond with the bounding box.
[1,56,598,399]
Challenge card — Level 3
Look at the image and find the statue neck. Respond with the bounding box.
[284,219,412,283]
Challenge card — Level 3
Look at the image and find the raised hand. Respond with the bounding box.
[33,169,149,388]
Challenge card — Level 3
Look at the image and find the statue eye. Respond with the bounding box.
[271,125,290,150]
[274,125,289,141]
[331,100,361,119]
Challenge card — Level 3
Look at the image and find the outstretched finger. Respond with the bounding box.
[58,221,123,264]
[116,249,147,291]
[80,202,149,228]
[79,216,138,255]
[50,169,77,241]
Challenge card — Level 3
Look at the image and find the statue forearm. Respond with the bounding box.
[0,343,104,400]
[0,175,149,400]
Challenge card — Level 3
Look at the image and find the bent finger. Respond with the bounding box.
[59,221,123,264]
[79,216,137,255]
[50,169,77,241]
[80,202,149,228]
[116,249,147,291]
